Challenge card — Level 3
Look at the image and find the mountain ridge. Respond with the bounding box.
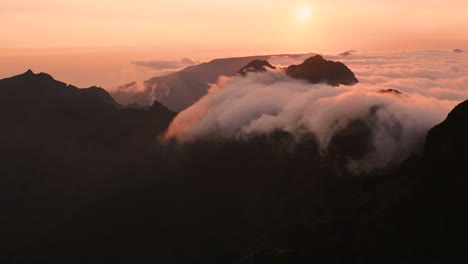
[113,53,315,111]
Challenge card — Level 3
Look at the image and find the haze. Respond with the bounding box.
[1,0,467,89]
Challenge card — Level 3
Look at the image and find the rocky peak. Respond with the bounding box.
[238,60,276,76]
[286,55,359,86]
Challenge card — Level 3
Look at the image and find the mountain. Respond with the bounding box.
[425,100,468,227]
[426,100,468,160]
[113,54,308,112]
[119,55,272,111]
[232,55,360,86]
[0,69,117,105]
[80,85,119,105]
[0,70,177,263]
[286,55,359,86]
[453,48,464,53]
[0,70,175,150]
[238,60,276,75]
[114,53,357,112]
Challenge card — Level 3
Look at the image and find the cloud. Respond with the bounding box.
[111,81,154,107]
[109,57,200,106]
[131,57,198,71]
[164,50,467,173]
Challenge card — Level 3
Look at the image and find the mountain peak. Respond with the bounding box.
[80,86,118,105]
[286,56,358,86]
[238,60,276,76]
[17,69,54,81]
[303,54,325,63]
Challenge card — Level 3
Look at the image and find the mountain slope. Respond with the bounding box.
[0,70,175,149]
[113,54,309,112]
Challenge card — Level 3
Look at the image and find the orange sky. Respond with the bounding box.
[1,0,467,88]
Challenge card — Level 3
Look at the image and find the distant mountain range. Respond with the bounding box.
[113,55,275,111]
[113,54,317,111]
[112,53,359,112]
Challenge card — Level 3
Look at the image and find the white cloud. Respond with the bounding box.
[164,50,467,173]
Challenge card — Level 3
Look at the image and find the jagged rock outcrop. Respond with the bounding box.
[238,60,276,75]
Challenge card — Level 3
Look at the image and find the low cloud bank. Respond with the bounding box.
[165,50,467,173]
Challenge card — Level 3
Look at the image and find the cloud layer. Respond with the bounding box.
[132,58,198,71]
[165,50,467,173]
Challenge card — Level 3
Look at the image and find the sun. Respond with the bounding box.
[296,5,312,21]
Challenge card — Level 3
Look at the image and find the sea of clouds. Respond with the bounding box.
[164,50,467,173]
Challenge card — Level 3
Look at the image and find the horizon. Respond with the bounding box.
[1,47,465,90]
[2,0,468,89]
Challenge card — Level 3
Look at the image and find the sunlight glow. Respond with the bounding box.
[297,5,312,21]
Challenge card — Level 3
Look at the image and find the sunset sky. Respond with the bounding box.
[1,0,467,89]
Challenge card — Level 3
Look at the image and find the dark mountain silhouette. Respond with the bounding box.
[453,48,464,53]
[80,86,120,105]
[0,69,119,107]
[1,70,177,263]
[236,56,359,87]
[238,60,276,75]
[426,100,468,160]
[378,88,403,95]
[2,70,468,263]
[425,101,468,234]
[286,55,359,86]
[0,70,175,149]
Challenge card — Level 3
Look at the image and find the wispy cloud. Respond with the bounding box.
[131,58,198,71]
